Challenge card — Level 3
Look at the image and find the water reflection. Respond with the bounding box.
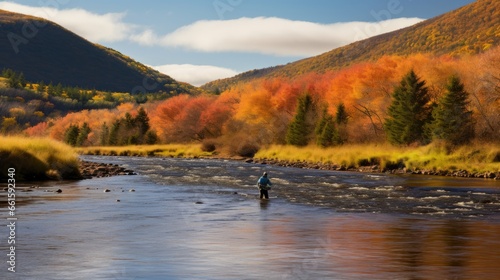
[2,157,500,279]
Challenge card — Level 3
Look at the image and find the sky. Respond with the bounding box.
[0,0,476,86]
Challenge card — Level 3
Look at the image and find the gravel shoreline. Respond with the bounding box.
[78,160,137,179]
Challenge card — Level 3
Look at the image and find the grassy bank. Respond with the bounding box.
[76,144,214,158]
[0,136,80,180]
[77,142,499,178]
[255,142,500,175]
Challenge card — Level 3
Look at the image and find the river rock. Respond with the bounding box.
[79,160,136,179]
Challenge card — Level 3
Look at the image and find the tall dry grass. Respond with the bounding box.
[0,136,80,180]
[255,142,500,173]
[76,144,214,158]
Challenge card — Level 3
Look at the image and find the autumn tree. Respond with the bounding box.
[430,75,474,145]
[384,70,432,145]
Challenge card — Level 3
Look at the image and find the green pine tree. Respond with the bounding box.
[335,103,348,125]
[315,106,337,147]
[430,75,474,145]
[135,107,150,136]
[384,70,432,145]
[64,124,80,146]
[37,81,46,94]
[76,122,91,147]
[100,122,110,146]
[335,102,349,144]
[286,94,313,146]
[145,130,159,145]
[108,120,120,146]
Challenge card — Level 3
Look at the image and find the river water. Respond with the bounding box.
[2,156,500,279]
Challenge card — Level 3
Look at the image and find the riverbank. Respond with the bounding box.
[253,143,500,180]
[77,142,500,180]
[1,135,496,181]
[0,136,80,180]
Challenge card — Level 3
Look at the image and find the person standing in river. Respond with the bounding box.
[257,172,273,199]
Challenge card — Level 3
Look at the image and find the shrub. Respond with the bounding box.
[237,142,260,157]
[201,140,217,152]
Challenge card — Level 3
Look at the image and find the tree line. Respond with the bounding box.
[64,107,158,146]
[285,70,474,147]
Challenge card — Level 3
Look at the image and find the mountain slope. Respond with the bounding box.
[0,10,199,94]
[203,0,499,92]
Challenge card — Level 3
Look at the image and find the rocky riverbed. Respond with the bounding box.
[79,160,136,179]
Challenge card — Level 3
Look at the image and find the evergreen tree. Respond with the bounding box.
[108,120,120,146]
[76,122,91,147]
[135,107,150,136]
[100,122,110,146]
[335,102,349,144]
[145,130,159,145]
[315,106,337,147]
[430,75,474,145]
[2,69,14,78]
[335,103,348,125]
[37,81,46,94]
[5,70,25,89]
[384,70,432,145]
[286,94,313,146]
[64,124,80,146]
[47,83,55,96]
[124,113,135,129]
[18,73,26,88]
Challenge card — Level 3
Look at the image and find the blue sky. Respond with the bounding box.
[0,0,475,85]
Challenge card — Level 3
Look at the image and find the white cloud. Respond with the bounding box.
[0,2,424,57]
[0,2,134,42]
[153,17,424,56]
[152,64,239,86]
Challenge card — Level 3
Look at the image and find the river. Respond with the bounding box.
[2,156,500,279]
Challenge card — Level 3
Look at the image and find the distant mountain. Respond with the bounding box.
[0,10,200,94]
[203,0,499,92]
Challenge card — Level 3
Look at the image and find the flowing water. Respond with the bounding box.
[2,156,500,279]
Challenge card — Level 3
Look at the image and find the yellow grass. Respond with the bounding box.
[255,142,500,173]
[0,136,80,180]
[76,144,214,158]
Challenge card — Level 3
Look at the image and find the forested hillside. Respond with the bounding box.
[0,10,200,94]
[203,0,499,92]
[26,48,500,154]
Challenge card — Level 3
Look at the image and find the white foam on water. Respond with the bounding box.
[437,195,462,199]
[374,186,395,191]
[349,186,369,191]
[320,182,342,188]
[421,196,439,200]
